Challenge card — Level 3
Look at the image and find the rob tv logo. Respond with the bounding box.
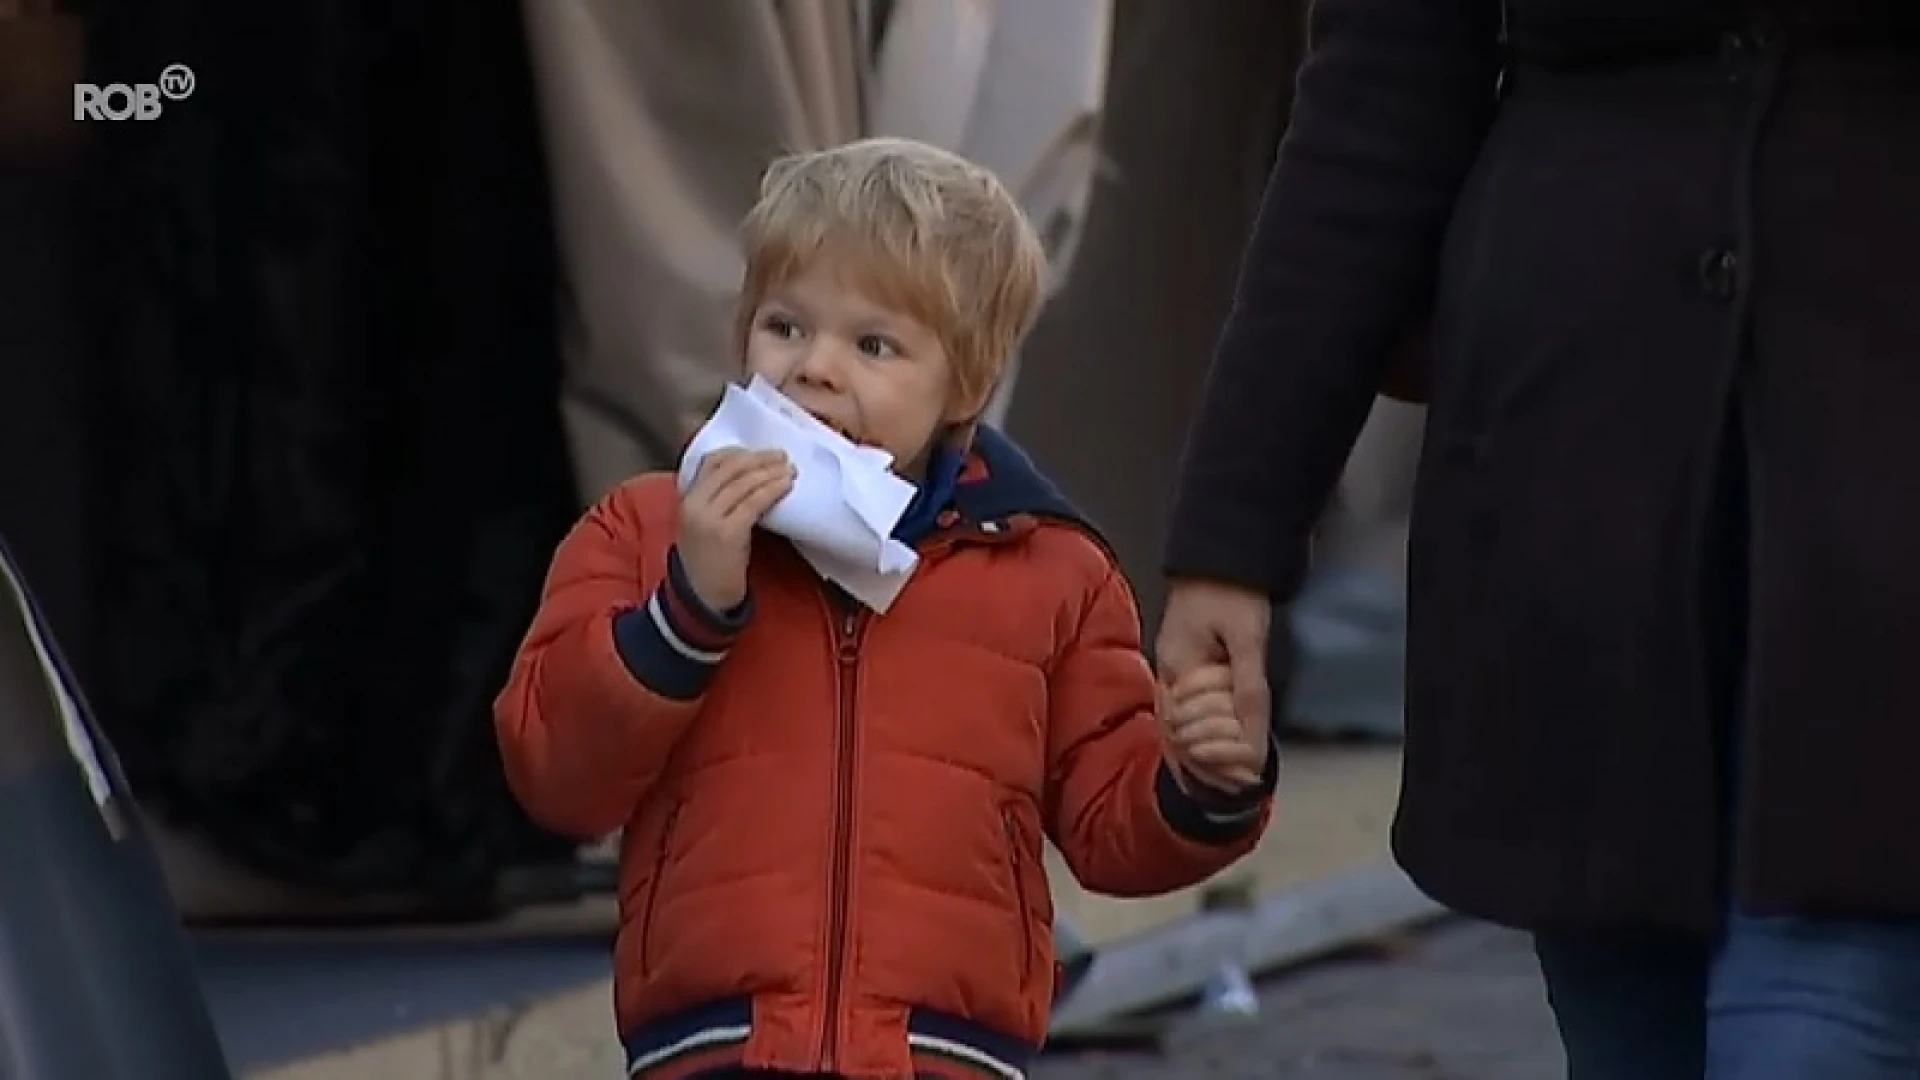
[74,64,196,121]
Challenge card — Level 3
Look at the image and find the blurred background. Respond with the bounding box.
[1,2,1542,1077]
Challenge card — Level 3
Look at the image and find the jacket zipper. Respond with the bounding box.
[639,801,681,977]
[1004,808,1034,987]
[817,603,865,1070]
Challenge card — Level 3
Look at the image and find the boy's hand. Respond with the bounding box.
[1160,663,1271,794]
[677,448,795,611]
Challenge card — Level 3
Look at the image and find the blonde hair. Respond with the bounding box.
[735,137,1048,419]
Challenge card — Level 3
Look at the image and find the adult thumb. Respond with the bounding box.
[1223,621,1272,741]
[1153,596,1206,683]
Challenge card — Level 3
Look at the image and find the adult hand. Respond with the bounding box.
[676,448,794,611]
[1155,578,1274,788]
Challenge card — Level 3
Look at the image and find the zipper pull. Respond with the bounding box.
[1003,811,1029,867]
[838,611,859,662]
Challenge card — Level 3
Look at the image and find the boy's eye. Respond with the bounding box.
[761,314,802,338]
[857,334,901,358]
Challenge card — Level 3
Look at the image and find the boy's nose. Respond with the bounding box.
[793,342,849,389]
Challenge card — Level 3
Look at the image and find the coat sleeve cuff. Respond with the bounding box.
[610,546,751,701]
[1154,736,1281,844]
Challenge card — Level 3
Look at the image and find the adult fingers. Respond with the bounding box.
[1154,585,1224,685]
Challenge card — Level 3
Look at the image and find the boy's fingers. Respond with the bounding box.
[696,448,786,491]
[1178,733,1262,764]
[709,460,794,517]
[1178,760,1260,794]
[1170,712,1244,748]
[1169,691,1236,730]
[693,447,749,484]
[729,468,795,521]
[1179,738,1264,773]
[1215,766,1262,790]
[710,471,791,525]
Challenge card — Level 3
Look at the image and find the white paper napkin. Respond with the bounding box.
[677,376,921,612]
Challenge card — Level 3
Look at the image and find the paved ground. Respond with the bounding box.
[1050,746,1404,948]
[1035,921,1565,1080]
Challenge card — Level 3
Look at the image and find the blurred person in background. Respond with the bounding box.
[1152,1,1920,1077]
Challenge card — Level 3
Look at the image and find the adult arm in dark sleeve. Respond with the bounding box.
[1164,0,1502,598]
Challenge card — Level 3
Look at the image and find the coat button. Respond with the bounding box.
[1698,247,1740,302]
[1721,20,1776,81]
[1719,30,1749,65]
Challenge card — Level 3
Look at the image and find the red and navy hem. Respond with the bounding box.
[622,998,1036,1079]
[612,546,752,701]
[1154,735,1280,845]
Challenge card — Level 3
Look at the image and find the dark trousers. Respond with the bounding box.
[1535,917,1920,1079]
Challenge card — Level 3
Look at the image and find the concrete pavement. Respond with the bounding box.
[1035,921,1566,1080]
[1051,745,1403,946]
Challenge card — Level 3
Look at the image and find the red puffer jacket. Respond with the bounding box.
[496,429,1275,1079]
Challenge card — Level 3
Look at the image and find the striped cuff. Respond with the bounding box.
[1154,737,1280,844]
[611,547,751,701]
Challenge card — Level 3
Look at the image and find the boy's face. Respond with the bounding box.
[744,257,975,478]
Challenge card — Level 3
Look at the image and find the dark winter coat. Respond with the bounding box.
[1165,0,1920,930]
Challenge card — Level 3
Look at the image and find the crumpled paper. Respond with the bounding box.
[678,376,920,612]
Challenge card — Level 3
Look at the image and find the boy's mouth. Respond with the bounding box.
[807,412,872,448]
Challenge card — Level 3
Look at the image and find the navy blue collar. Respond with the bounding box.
[950,426,1082,529]
[888,425,1100,547]
[891,441,966,545]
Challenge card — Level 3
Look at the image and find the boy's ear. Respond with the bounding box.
[944,378,996,426]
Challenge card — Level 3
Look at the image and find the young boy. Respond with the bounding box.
[495,137,1277,1080]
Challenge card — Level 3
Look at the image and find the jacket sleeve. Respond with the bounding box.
[493,489,749,838]
[1043,565,1279,898]
[1164,0,1502,596]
